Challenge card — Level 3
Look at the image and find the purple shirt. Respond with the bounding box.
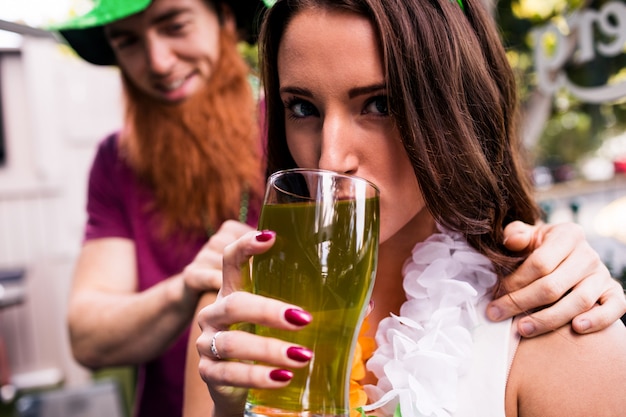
[84,133,259,417]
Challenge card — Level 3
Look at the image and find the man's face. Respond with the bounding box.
[105,0,225,103]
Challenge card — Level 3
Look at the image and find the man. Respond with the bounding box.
[51,0,267,416]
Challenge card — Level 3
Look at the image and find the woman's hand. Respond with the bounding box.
[488,221,626,337]
[195,230,313,417]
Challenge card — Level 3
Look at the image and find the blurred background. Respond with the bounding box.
[0,0,624,415]
[0,1,126,416]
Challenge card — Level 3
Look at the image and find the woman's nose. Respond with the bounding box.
[318,114,358,175]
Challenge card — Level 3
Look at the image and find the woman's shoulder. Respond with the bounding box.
[506,319,626,417]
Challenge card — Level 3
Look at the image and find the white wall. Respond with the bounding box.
[0,34,122,391]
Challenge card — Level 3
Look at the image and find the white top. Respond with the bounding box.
[456,295,520,417]
[361,226,521,417]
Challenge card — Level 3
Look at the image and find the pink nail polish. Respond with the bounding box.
[269,369,293,382]
[256,230,275,242]
[284,308,312,326]
[287,346,313,362]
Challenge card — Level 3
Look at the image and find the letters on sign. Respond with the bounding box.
[533,0,626,103]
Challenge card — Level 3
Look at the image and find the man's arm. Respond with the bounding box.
[68,237,199,367]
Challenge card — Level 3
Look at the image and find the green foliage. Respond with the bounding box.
[533,105,595,166]
[238,42,260,73]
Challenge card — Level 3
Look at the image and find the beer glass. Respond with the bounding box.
[245,168,380,417]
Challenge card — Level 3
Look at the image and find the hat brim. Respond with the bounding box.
[58,26,116,65]
[54,0,267,66]
[50,0,153,30]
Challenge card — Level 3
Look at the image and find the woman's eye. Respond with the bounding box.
[364,96,389,115]
[288,99,318,118]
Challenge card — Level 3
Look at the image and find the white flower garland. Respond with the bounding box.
[361,226,498,417]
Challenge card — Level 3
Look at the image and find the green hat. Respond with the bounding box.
[50,0,270,65]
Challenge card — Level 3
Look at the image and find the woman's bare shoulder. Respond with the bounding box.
[505,319,626,417]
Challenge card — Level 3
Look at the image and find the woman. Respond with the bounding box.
[192,0,626,416]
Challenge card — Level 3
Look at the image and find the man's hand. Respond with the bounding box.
[488,221,626,337]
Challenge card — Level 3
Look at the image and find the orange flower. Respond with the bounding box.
[349,317,375,417]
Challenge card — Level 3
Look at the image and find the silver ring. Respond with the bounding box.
[210,331,224,360]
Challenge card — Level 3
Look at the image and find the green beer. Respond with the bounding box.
[247,197,379,417]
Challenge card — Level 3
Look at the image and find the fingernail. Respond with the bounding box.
[256,230,275,242]
[487,305,502,321]
[576,318,591,332]
[519,320,536,336]
[269,369,293,382]
[285,308,312,326]
[502,230,525,246]
[287,346,313,362]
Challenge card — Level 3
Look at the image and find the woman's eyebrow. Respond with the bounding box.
[279,86,313,97]
[279,84,386,99]
[348,84,386,99]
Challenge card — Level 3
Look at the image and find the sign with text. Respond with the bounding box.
[533,0,626,103]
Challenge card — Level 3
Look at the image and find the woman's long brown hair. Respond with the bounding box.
[259,0,540,277]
